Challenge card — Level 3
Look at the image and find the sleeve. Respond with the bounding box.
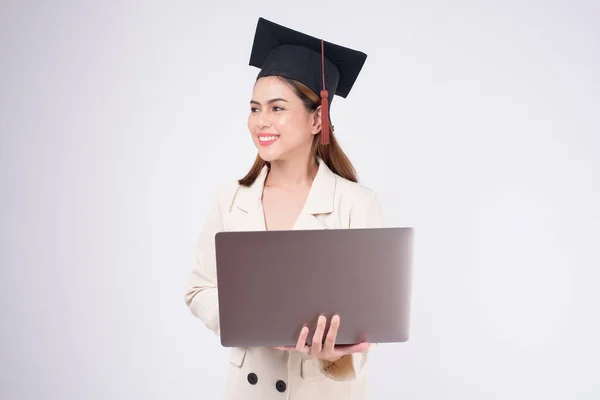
[319,190,383,381]
[184,189,224,336]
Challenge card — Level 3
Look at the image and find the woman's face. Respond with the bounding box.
[248,76,320,163]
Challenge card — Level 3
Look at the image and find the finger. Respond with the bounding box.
[273,346,295,351]
[324,314,340,353]
[336,342,370,355]
[311,315,326,356]
[295,326,309,353]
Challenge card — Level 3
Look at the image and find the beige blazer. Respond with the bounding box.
[185,157,384,400]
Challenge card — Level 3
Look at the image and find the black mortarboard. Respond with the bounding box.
[249,17,367,144]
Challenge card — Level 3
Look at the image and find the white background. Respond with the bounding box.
[1,1,599,399]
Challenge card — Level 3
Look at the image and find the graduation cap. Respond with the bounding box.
[249,17,368,144]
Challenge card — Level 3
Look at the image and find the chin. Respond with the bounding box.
[254,141,284,162]
[257,150,281,163]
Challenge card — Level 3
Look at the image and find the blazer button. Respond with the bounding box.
[275,380,286,393]
[247,373,258,385]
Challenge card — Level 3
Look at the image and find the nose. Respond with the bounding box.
[257,111,271,129]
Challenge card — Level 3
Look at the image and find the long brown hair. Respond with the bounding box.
[238,76,358,186]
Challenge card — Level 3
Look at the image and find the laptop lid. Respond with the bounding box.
[215,227,413,347]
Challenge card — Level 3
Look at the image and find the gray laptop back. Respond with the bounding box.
[215,227,413,347]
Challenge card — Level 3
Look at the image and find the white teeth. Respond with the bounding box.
[259,136,278,141]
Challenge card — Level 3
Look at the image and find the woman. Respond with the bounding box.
[185,18,383,399]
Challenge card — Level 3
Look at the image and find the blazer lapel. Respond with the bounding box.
[229,166,268,232]
[229,157,337,232]
[292,157,336,231]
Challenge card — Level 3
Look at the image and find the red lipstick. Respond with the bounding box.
[257,133,279,146]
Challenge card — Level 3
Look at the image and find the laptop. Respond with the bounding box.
[214,227,413,347]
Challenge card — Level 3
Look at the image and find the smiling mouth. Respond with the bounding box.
[258,135,279,142]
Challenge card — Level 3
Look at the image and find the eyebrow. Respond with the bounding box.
[250,98,289,105]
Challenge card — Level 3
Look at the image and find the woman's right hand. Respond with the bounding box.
[273,314,370,362]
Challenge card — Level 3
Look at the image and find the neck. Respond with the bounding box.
[266,154,318,189]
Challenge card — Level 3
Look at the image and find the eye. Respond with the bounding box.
[250,107,260,113]
[273,106,284,112]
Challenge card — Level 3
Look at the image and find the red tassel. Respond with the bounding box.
[320,89,329,145]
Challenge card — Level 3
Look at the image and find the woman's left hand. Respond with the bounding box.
[273,314,370,362]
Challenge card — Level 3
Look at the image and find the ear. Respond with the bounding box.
[310,105,323,136]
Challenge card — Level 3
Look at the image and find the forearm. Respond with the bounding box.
[185,281,220,335]
[185,189,224,335]
[319,348,371,381]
